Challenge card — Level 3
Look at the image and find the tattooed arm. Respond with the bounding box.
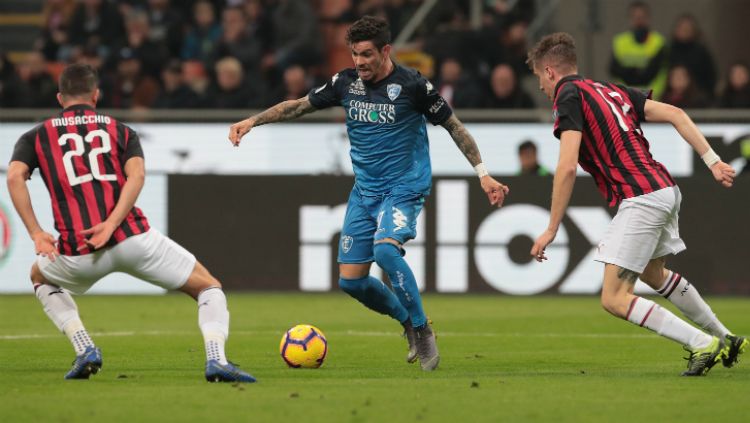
[440,114,483,167]
[228,96,317,146]
[441,113,509,207]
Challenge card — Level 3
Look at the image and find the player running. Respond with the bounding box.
[7,64,255,383]
[228,16,508,371]
[527,33,746,376]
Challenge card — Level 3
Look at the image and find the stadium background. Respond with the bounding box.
[1,0,749,295]
[1,3,749,423]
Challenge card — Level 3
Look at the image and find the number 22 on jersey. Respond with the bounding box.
[58,129,117,186]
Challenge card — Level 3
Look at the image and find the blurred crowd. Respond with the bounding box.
[0,0,748,110]
[611,1,749,110]
[0,0,544,110]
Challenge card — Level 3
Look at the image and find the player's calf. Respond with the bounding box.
[600,292,632,319]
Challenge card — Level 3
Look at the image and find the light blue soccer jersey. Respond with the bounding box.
[308,64,453,195]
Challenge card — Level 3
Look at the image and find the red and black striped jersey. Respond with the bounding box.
[10,104,150,255]
[552,75,675,207]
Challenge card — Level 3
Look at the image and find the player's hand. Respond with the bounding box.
[480,175,510,208]
[710,161,735,188]
[32,231,58,262]
[530,228,557,262]
[228,118,255,147]
[78,221,116,251]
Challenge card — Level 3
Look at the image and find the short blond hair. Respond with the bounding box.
[526,32,577,72]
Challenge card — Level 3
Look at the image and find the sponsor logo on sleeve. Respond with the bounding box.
[428,98,446,114]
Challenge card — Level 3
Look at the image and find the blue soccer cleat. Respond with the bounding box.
[64,346,102,380]
[205,360,257,383]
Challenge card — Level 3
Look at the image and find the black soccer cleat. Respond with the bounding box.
[681,336,724,377]
[722,334,749,368]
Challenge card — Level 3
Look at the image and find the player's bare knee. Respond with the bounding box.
[29,264,49,286]
[640,258,666,286]
[340,260,373,279]
[339,263,370,280]
[374,238,400,247]
[197,273,221,291]
[180,261,221,299]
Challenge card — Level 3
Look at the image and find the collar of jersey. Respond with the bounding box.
[364,62,399,87]
[553,74,583,101]
[62,103,96,113]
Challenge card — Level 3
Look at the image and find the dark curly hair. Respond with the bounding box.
[526,32,577,71]
[346,16,391,50]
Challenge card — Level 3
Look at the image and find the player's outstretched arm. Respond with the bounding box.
[440,113,509,207]
[7,161,58,261]
[79,157,146,251]
[228,96,317,146]
[643,99,735,187]
[531,130,581,262]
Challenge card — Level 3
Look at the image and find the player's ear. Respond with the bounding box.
[56,93,64,107]
[545,66,555,81]
[381,43,392,58]
[92,89,100,105]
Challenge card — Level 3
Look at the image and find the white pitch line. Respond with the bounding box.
[0,330,656,341]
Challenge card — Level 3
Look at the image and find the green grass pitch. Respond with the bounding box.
[1,293,748,422]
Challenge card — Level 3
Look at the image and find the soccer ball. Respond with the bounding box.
[279,324,328,368]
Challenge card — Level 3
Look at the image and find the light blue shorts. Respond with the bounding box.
[337,187,425,264]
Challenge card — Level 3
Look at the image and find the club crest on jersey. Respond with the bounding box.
[349,78,366,95]
[387,84,402,101]
[341,235,354,253]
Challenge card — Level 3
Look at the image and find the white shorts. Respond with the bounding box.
[594,186,686,273]
[38,229,196,295]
